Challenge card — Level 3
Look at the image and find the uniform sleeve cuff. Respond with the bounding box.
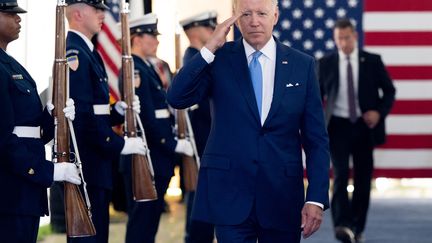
[200,47,215,64]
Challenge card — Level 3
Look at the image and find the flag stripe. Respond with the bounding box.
[386,115,432,134]
[363,12,432,31]
[364,0,432,12]
[374,149,432,167]
[364,32,432,46]
[101,24,121,53]
[387,66,432,80]
[391,100,432,114]
[364,46,432,65]
[394,81,432,100]
[378,135,432,149]
[373,169,432,178]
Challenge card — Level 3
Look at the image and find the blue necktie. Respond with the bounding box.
[249,51,263,117]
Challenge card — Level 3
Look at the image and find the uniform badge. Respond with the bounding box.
[134,70,141,88]
[12,74,24,80]
[67,55,79,71]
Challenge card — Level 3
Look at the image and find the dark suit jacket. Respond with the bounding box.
[318,50,396,145]
[0,49,54,217]
[168,38,330,231]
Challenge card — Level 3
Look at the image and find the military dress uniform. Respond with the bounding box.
[120,14,178,243]
[0,47,55,242]
[66,28,124,243]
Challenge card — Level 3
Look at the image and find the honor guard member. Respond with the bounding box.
[120,13,194,243]
[65,1,145,242]
[0,1,80,242]
[179,10,217,243]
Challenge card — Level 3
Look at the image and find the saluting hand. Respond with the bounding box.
[204,13,242,53]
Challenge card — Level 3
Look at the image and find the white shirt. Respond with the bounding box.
[243,38,276,125]
[333,47,361,118]
[69,29,95,51]
[201,38,276,125]
[200,40,324,209]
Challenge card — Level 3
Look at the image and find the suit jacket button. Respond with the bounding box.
[28,168,35,175]
[27,89,31,93]
[160,138,166,144]
[106,136,111,142]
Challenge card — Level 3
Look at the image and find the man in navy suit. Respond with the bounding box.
[65,1,146,242]
[168,0,330,242]
[120,13,194,243]
[180,10,218,243]
[318,18,395,243]
[0,1,80,242]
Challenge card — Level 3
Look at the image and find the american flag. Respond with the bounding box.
[97,0,122,103]
[273,0,432,178]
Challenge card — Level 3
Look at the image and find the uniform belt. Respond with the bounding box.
[155,109,170,119]
[13,126,41,139]
[93,104,111,115]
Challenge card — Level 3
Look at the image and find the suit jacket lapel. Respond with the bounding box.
[358,51,366,106]
[229,39,261,124]
[263,41,292,126]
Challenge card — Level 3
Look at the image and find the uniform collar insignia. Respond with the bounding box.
[12,74,23,80]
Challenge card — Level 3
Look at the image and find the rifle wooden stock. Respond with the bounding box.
[174,33,199,192]
[120,1,157,201]
[176,110,198,192]
[52,1,95,237]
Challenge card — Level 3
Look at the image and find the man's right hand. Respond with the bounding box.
[205,14,241,53]
[121,137,146,155]
[53,163,81,185]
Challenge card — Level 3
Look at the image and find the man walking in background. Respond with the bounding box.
[318,18,396,243]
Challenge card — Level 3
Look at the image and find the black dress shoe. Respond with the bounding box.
[334,226,355,243]
[355,233,365,243]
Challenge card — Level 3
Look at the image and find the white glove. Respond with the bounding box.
[175,139,194,157]
[115,95,141,116]
[63,98,75,121]
[132,95,141,114]
[53,163,81,185]
[46,98,75,121]
[46,102,55,116]
[121,137,146,155]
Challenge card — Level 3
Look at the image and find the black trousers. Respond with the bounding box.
[123,173,171,243]
[328,116,374,235]
[0,215,39,243]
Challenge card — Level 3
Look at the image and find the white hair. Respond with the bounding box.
[233,0,278,10]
